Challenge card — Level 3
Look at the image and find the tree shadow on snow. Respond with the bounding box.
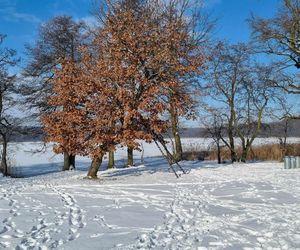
[8,163,63,178]
[98,157,231,179]
[8,157,231,178]
[8,160,91,178]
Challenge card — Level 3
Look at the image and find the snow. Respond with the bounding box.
[7,137,300,168]
[0,141,300,249]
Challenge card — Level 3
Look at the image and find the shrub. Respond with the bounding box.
[182,143,300,162]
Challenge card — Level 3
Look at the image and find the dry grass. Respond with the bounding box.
[183,143,300,162]
[182,151,209,161]
[247,143,300,161]
[182,142,209,161]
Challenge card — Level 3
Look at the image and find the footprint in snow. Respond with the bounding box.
[0,241,10,248]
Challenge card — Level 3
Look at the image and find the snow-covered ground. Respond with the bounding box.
[0,140,300,249]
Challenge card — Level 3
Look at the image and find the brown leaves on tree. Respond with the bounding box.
[42,0,206,165]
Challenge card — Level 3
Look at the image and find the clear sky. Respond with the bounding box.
[0,0,96,66]
[0,0,280,57]
[207,0,279,41]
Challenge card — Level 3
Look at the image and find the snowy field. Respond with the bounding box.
[0,139,300,249]
[6,137,300,172]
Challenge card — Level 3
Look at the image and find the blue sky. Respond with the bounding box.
[0,0,95,61]
[1,0,296,126]
[208,0,279,41]
[0,0,280,58]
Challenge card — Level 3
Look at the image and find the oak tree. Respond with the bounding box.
[22,16,88,170]
[44,0,206,178]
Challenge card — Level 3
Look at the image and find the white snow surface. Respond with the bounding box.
[0,140,300,249]
[7,137,300,169]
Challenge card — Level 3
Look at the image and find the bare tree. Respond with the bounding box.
[250,0,300,68]
[201,108,224,164]
[202,43,249,162]
[0,34,19,176]
[249,0,300,94]
[21,16,88,171]
[235,64,280,162]
[203,42,283,162]
[270,97,295,158]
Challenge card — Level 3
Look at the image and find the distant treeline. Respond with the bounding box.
[4,119,300,143]
[181,120,300,138]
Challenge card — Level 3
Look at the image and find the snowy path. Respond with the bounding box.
[0,161,300,249]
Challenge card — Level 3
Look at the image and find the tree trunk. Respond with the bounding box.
[170,103,183,162]
[155,134,176,165]
[280,119,288,160]
[63,152,76,170]
[127,147,134,167]
[228,100,238,163]
[63,152,70,171]
[87,156,103,179]
[70,155,75,169]
[241,147,249,163]
[141,143,144,165]
[228,130,237,163]
[217,141,221,164]
[1,136,8,176]
[108,150,115,169]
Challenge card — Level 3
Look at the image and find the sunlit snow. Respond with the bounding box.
[0,140,299,249]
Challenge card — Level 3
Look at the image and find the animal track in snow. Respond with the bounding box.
[48,184,86,243]
[0,184,27,244]
[127,179,300,250]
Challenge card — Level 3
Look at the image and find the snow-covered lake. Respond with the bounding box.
[0,139,300,249]
[7,137,300,170]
